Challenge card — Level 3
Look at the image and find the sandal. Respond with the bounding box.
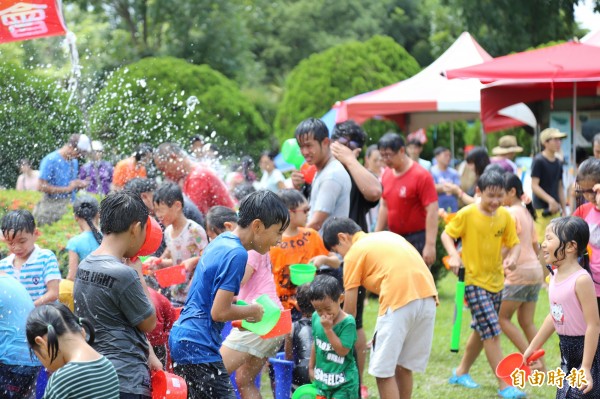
[449,369,480,389]
[498,386,526,398]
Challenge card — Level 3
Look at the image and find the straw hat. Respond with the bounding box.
[492,135,523,155]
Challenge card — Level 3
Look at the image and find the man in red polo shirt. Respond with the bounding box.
[375,132,438,266]
[154,142,234,214]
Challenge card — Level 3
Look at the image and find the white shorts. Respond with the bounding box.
[222,328,284,359]
[368,297,436,378]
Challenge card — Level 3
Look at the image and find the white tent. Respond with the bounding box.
[332,32,537,133]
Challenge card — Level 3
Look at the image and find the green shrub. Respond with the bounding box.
[0,63,84,188]
[89,57,271,157]
[274,35,420,142]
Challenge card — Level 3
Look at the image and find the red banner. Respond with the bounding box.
[0,0,67,44]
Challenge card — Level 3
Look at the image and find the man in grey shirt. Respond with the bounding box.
[74,191,157,398]
[292,118,351,231]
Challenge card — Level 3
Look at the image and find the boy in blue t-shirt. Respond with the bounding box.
[0,210,61,306]
[169,190,290,399]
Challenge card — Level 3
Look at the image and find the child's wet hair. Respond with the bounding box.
[153,182,184,207]
[26,303,95,363]
[321,217,361,251]
[503,173,536,221]
[124,178,157,195]
[237,190,290,231]
[1,209,35,240]
[277,189,307,210]
[296,283,315,316]
[206,206,238,235]
[577,158,600,184]
[73,195,102,245]
[309,274,343,302]
[477,171,505,192]
[548,216,590,262]
[99,190,148,235]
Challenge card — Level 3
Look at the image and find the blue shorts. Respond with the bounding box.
[465,285,502,340]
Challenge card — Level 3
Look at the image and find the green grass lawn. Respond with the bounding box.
[263,274,561,398]
[361,274,560,399]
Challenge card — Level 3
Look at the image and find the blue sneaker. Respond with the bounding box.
[449,369,480,389]
[498,386,526,398]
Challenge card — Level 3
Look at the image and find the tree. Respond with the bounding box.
[0,63,84,188]
[88,57,270,157]
[443,0,593,56]
[72,0,257,82]
[273,35,420,143]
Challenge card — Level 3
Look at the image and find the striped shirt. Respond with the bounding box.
[43,356,119,399]
[0,245,61,301]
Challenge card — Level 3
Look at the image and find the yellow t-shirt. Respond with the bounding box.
[343,231,438,316]
[59,279,74,311]
[444,204,520,293]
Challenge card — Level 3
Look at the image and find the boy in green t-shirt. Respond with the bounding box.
[308,274,359,399]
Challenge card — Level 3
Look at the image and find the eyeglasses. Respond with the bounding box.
[290,206,310,214]
[335,137,361,151]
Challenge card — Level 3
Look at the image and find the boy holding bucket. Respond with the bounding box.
[73,190,160,398]
[169,190,290,399]
[441,172,524,399]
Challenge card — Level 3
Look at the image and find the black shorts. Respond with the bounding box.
[403,230,426,255]
[173,361,236,399]
[355,286,366,329]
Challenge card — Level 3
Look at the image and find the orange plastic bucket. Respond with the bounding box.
[136,216,163,257]
[155,264,187,288]
[496,349,545,386]
[151,370,187,399]
[261,309,292,339]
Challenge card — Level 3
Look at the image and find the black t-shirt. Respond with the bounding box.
[348,175,379,232]
[530,153,563,210]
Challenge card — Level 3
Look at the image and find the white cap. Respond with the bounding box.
[77,134,92,152]
[91,140,104,151]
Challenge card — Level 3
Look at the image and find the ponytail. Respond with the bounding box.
[73,196,102,244]
[78,317,95,345]
[83,215,103,245]
[26,303,96,362]
[503,173,536,220]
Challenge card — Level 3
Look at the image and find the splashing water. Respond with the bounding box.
[184,96,199,118]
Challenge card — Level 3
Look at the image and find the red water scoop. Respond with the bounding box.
[154,264,186,288]
[496,349,545,386]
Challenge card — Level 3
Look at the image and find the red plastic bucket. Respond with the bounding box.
[151,370,187,399]
[154,264,187,288]
[496,349,545,386]
[136,216,163,257]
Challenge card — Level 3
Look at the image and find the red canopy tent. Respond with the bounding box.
[445,41,600,165]
[445,42,600,83]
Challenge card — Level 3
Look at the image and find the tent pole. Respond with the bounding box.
[450,122,455,163]
[572,83,577,170]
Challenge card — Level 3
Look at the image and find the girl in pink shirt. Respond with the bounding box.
[524,217,600,398]
[499,174,544,360]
